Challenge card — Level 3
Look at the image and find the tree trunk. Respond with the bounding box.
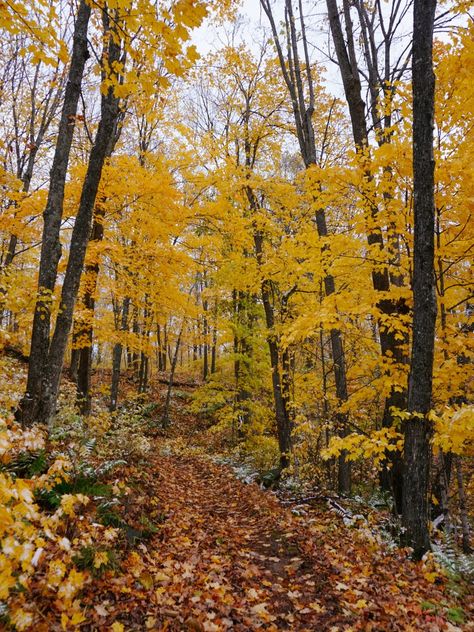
[69,345,80,383]
[17,0,91,425]
[131,305,140,376]
[203,297,209,380]
[402,0,437,559]
[253,231,292,469]
[455,457,472,554]
[75,100,124,413]
[76,202,106,415]
[161,327,183,427]
[326,0,408,506]
[110,296,130,412]
[157,325,164,371]
[39,15,122,425]
[260,0,351,492]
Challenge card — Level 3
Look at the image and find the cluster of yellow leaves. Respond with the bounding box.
[0,415,122,630]
[0,0,68,65]
[0,417,44,466]
[322,404,474,468]
[322,427,403,467]
[431,406,474,456]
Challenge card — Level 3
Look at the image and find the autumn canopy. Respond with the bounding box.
[0,0,472,629]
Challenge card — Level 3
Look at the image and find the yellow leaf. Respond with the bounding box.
[139,572,154,589]
[94,551,109,569]
[424,571,438,583]
[71,611,86,626]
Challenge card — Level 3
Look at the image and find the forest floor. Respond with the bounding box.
[2,360,473,631]
[78,443,471,632]
[72,377,472,632]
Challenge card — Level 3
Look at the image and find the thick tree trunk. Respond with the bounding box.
[17,0,91,425]
[402,0,437,559]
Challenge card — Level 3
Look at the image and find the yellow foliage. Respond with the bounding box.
[431,406,474,455]
[322,428,403,467]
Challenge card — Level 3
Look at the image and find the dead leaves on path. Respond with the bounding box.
[78,449,470,631]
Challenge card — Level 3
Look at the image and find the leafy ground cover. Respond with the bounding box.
[1,357,473,631]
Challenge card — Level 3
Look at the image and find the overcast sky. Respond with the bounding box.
[192,0,346,96]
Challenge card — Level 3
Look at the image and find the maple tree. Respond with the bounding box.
[0,0,473,629]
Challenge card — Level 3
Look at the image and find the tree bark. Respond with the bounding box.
[161,327,183,427]
[253,230,292,469]
[17,0,91,425]
[402,0,437,559]
[456,457,472,554]
[110,296,130,412]
[76,202,106,415]
[40,13,122,425]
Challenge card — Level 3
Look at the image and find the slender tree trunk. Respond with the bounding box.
[110,296,130,412]
[211,331,217,373]
[233,290,253,433]
[402,0,437,558]
[455,457,472,553]
[69,345,80,383]
[76,201,106,415]
[0,57,63,315]
[203,297,209,380]
[260,0,350,492]
[157,325,164,371]
[17,0,91,425]
[131,305,140,376]
[211,301,217,373]
[138,351,149,393]
[75,96,123,412]
[161,327,183,427]
[253,231,292,469]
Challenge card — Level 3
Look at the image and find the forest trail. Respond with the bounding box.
[81,449,341,631]
[78,437,457,632]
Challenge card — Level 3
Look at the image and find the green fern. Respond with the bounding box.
[432,531,474,580]
[2,449,48,477]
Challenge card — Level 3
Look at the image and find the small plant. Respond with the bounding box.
[432,532,474,582]
[2,449,48,477]
[72,546,118,577]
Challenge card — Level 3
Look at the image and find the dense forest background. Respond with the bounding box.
[0,0,472,629]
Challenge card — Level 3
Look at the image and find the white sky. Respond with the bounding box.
[192,0,346,96]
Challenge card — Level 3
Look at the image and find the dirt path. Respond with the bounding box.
[79,447,462,631]
[81,452,342,631]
